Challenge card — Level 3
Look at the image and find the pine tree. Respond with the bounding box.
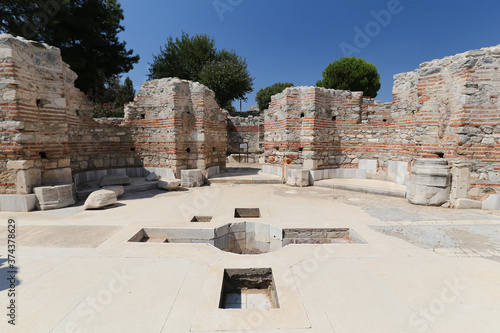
[0,0,139,102]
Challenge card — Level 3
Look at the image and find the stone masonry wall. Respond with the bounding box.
[226,110,264,154]
[0,35,87,194]
[0,34,139,195]
[1,33,498,200]
[264,87,367,168]
[264,45,500,197]
[390,46,500,197]
[124,78,227,174]
[68,116,136,173]
[0,35,227,195]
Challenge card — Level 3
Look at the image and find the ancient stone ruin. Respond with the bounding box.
[226,110,264,163]
[258,45,500,206]
[124,78,227,173]
[0,34,226,211]
[1,33,499,211]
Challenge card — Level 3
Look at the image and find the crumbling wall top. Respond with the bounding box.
[125,77,222,120]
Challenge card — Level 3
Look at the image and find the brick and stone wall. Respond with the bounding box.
[0,35,89,194]
[408,48,500,197]
[0,34,227,195]
[1,33,499,202]
[124,78,227,174]
[264,87,366,168]
[226,110,264,154]
[263,45,500,198]
[68,116,136,173]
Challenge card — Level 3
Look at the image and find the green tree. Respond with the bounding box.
[148,32,254,108]
[99,76,135,103]
[0,0,139,102]
[116,76,136,104]
[255,82,294,111]
[316,57,380,98]
[148,32,217,82]
[92,76,135,118]
[198,50,253,109]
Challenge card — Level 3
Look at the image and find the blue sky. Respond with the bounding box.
[118,0,500,110]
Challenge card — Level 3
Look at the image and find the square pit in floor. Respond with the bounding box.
[219,268,278,309]
[234,208,261,218]
[190,216,213,222]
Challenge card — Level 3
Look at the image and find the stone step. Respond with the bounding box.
[314,179,407,198]
[208,169,284,185]
[77,178,159,200]
[208,177,284,185]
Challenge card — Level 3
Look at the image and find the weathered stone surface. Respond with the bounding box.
[455,198,482,209]
[7,160,34,170]
[42,168,72,185]
[0,35,227,195]
[441,202,451,208]
[261,45,500,199]
[101,186,124,197]
[0,194,37,212]
[84,189,117,210]
[303,159,318,170]
[262,164,283,177]
[408,184,450,206]
[99,174,130,187]
[0,35,93,195]
[226,110,264,154]
[408,159,451,206]
[16,169,42,194]
[34,184,75,211]
[286,169,310,187]
[181,169,204,187]
[58,159,71,168]
[158,178,181,190]
[1,33,500,202]
[450,167,470,201]
[359,159,378,171]
[227,154,260,164]
[124,78,227,174]
[206,166,220,178]
[482,194,500,210]
[468,187,483,197]
[387,161,409,185]
[145,172,160,181]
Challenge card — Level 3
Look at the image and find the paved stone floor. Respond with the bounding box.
[1,182,500,332]
[208,165,283,184]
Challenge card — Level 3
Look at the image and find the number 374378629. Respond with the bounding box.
[7,219,16,267]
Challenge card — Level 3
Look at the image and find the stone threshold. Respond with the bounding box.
[314,178,407,198]
[76,177,159,200]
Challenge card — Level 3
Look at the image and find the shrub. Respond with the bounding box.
[316,57,380,98]
[93,102,125,118]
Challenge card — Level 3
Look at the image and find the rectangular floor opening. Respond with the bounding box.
[128,228,169,243]
[127,225,366,252]
[219,268,278,309]
[140,236,168,243]
[191,216,213,222]
[234,208,260,218]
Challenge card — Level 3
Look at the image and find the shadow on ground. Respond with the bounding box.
[223,167,261,176]
[214,167,261,178]
[119,188,187,201]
